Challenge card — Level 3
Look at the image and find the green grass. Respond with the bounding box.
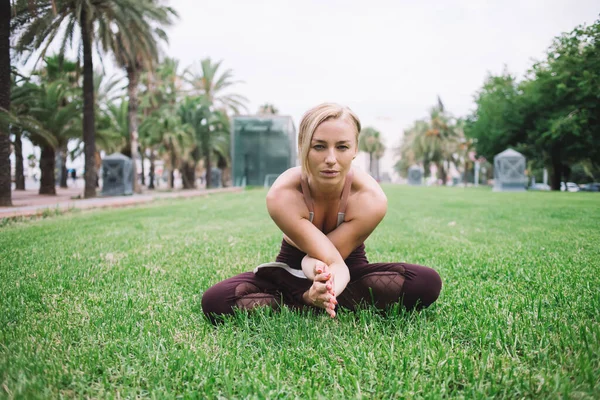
[1,186,599,399]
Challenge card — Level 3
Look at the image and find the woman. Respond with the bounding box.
[202,103,442,322]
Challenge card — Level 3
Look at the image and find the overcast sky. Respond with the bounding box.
[163,0,598,174]
[16,0,599,175]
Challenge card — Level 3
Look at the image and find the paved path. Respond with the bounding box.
[0,186,243,219]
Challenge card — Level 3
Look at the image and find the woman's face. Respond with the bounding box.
[307,117,358,184]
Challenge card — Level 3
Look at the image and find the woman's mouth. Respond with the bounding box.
[320,170,339,178]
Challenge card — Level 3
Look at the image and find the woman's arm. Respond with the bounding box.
[326,188,387,259]
[266,181,350,296]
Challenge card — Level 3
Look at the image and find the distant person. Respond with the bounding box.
[70,169,77,186]
[202,103,442,323]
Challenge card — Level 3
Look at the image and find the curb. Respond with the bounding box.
[0,187,244,219]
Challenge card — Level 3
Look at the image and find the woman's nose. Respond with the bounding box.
[325,149,336,164]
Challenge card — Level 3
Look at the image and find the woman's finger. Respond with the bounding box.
[315,282,329,294]
[314,261,329,275]
[314,272,331,282]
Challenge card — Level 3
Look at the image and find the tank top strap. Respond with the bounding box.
[338,169,353,214]
[300,174,315,222]
[336,170,353,227]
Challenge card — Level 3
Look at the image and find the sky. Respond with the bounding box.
[15,0,600,176]
[162,0,598,176]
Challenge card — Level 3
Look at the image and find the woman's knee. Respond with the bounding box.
[201,273,273,323]
[201,283,230,322]
[421,267,442,306]
[402,264,442,310]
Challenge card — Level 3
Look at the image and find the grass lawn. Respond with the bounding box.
[1,185,599,399]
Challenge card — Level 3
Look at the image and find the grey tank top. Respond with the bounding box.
[300,170,354,228]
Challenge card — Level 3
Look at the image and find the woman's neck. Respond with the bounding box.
[307,174,346,201]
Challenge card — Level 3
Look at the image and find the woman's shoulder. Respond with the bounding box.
[351,167,386,200]
[266,167,303,204]
[266,167,309,221]
[348,167,387,215]
[269,167,302,192]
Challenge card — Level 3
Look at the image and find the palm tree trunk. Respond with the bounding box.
[39,145,56,195]
[14,131,25,190]
[127,66,141,193]
[205,151,211,189]
[148,149,155,189]
[59,145,68,188]
[140,148,145,186]
[81,9,97,199]
[437,161,447,185]
[169,148,175,189]
[422,160,428,179]
[181,161,196,189]
[368,152,373,177]
[0,0,12,206]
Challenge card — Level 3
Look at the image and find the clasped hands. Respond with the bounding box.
[302,261,338,318]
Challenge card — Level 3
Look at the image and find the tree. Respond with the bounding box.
[396,100,460,184]
[97,99,129,156]
[395,120,429,178]
[28,80,81,194]
[257,103,279,115]
[10,72,37,190]
[466,20,600,190]
[183,58,247,187]
[36,55,81,188]
[358,127,385,179]
[521,21,600,189]
[12,0,170,198]
[184,58,249,115]
[140,105,193,189]
[110,0,177,193]
[464,70,525,162]
[0,0,11,205]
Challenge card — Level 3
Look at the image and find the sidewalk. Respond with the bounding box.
[1,186,243,219]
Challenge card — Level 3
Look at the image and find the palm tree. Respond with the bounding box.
[257,103,279,115]
[69,71,125,185]
[10,72,37,190]
[359,127,386,179]
[0,0,11,205]
[398,100,460,184]
[140,106,193,189]
[29,80,81,194]
[138,57,185,189]
[140,57,182,113]
[177,96,233,188]
[12,0,169,198]
[110,1,177,193]
[8,74,61,189]
[98,99,129,156]
[35,55,81,188]
[184,58,249,115]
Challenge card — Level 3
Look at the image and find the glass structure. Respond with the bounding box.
[493,148,527,192]
[101,153,133,196]
[231,116,297,186]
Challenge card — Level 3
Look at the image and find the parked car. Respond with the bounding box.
[560,182,580,192]
[580,183,600,192]
[529,183,551,191]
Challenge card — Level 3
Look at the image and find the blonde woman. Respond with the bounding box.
[202,103,441,322]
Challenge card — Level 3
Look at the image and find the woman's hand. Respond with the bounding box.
[303,262,338,318]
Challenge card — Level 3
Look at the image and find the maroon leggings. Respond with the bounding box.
[202,241,442,323]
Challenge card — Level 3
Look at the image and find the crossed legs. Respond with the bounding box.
[201,263,442,323]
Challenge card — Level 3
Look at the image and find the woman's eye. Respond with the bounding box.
[337,146,349,150]
[313,145,325,150]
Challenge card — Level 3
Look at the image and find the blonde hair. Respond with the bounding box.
[297,103,361,175]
